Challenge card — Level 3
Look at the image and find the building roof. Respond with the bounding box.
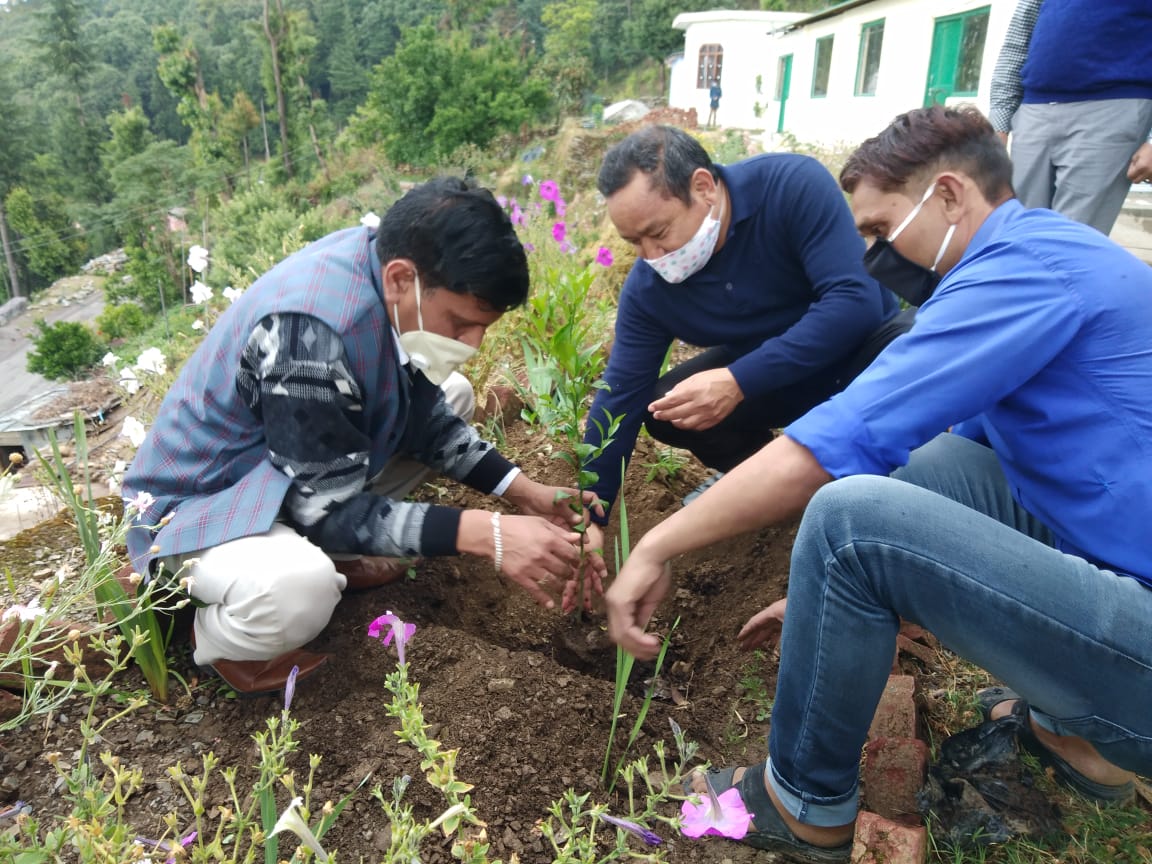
[672,9,807,31]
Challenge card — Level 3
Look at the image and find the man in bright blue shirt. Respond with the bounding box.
[604,106,1152,862]
[581,126,907,540]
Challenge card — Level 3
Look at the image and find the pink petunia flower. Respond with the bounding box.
[368,610,416,665]
[552,221,567,244]
[511,204,525,226]
[679,775,753,839]
[555,198,567,217]
[595,247,614,267]
[539,179,560,202]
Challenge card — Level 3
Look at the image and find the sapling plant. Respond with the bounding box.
[517,264,622,611]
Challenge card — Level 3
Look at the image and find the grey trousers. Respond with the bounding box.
[1010,98,1152,234]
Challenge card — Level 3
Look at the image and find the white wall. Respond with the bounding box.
[669,0,1016,150]
[768,0,1015,148]
[669,11,807,132]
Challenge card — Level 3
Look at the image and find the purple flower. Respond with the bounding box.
[539,179,560,202]
[555,198,567,217]
[601,812,662,845]
[368,610,416,665]
[552,221,567,244]
[522,173,534,185]
[511,204,525,226]
[680,775,753,839]
[523,242,536,253]
[496,195,508,208]
[284,665,298,711]
[595,246,614,267]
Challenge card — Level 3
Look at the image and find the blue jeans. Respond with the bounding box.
[766,433,1152,826]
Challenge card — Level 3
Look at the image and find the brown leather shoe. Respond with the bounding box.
[205,649,329,696]
[333,557,419,591]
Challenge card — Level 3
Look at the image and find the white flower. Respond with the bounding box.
[0,473,16,502]
[121,416,147,448]
[187,245,210,274]
[102,352,120,367]
[118,367,140,395]
[360,211,381,230]
[2,598,45,623]
[270,797,329,862]
[222,286,243,304]
[190,280,213,305]
[128,490,156,515]
[134,347,167,376]
[191,319,204,331]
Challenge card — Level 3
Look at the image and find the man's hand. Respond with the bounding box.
[648,368,744,431]
[995,131,1009,147]
[1128,142,1152,184]
[736,597,787,652]
[562,521,608,613]
[605,543,672,660]
[494,514,584,609]
[504,475,604,529]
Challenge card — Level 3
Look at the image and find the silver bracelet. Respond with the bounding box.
[491,512,504,573]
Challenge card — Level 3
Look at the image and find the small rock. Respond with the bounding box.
[495,706,513,722]
[135,730,156,744]
[182,712,204,724]
[487,678,516,692]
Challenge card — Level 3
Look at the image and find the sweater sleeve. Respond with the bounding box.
[581,268,673,519]
[989,0,1042,133]
[236,313,471,558]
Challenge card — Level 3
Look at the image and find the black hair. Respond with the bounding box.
[596,125,718,205]
[375,176,529,311]
[840,105,1014,204]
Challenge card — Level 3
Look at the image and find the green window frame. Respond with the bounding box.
[854,18,885,96]
[812,35,834,98]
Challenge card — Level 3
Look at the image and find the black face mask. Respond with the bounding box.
[863,239,941,307]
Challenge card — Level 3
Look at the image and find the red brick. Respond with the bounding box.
[869,675,917,741]
[852,811,927,864]
[861,737,928,825]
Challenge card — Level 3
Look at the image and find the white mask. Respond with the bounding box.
[394,273,477,386]
[644,195,723,284]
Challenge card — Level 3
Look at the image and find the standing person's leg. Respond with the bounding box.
[1049,99,1152,234]
[1008,103,1058,211]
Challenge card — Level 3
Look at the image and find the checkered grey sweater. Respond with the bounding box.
[236,313,515,558]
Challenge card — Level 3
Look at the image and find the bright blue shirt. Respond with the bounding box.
[584,153,897,510]
[787,200,1152,585]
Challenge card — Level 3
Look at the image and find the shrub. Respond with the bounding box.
[26,319,106,380]
[96,302,151,341]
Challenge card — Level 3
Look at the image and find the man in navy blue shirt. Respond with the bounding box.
[605,106,1152,862]
[581,125,909,541]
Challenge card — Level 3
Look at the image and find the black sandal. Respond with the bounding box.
[976,687,1135,805]
[699,763,853,864]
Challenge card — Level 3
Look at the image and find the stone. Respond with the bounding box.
[852,811,927,864]
[861,737,929,825]
[869,675,917,741]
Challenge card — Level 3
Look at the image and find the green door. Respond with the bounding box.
[776,54,793,133]
[925,17,961,106]
[925,7,990,106]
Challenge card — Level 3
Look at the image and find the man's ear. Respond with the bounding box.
[690,167,718,203]
[935,172,968,219]
[381,259,417,306]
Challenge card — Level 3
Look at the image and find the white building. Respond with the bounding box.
[668,0,1017,149]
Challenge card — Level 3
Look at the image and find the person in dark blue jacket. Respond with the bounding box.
[581,125,910,544]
